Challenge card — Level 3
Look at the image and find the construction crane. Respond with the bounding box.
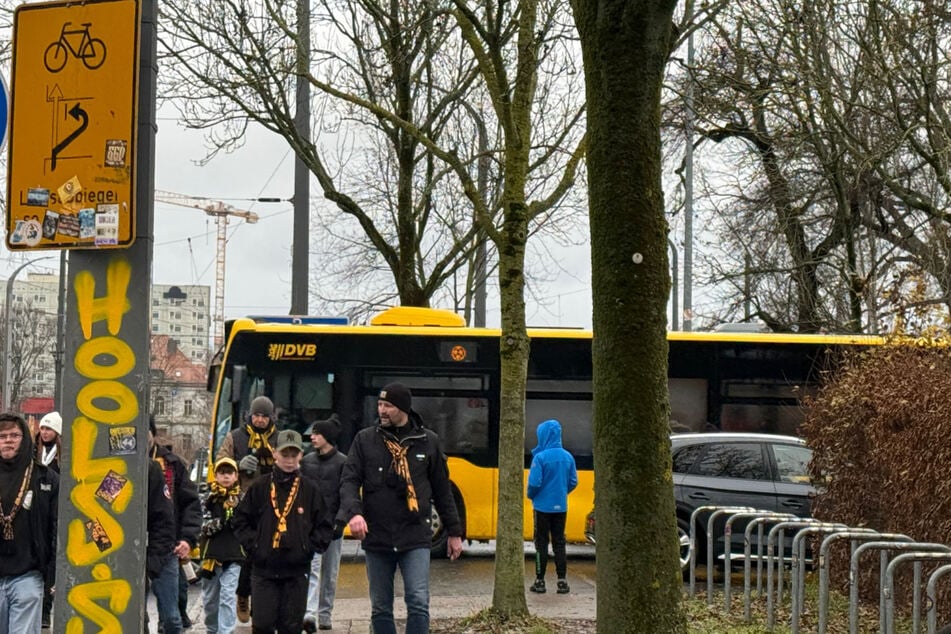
[154,191,261,349]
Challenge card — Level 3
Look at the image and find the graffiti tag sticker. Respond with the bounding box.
[95,203,119,246]
[57,176,82,203]
[85,519,113,552]
[104,140,128,168]
[26,188,50,207]
[42,210,59,240]
[108,426,137,455]
[95,470,129,505]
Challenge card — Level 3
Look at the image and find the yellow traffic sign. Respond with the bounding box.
[7,0,140,250]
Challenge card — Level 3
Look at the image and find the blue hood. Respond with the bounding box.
[532,419,563,456]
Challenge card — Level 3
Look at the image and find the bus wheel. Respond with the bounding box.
[430,491,465,559]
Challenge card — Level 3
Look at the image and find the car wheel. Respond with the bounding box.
[677,517,693,570]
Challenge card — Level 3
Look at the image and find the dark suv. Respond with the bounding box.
[585,433,814,568]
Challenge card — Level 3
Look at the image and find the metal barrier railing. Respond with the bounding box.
[850,541,950,634]
[682,511,951,632]
[688,505,756,599]
[722,511,797,613]
[765,518,824,630]
[743,513,799,623]
[925,564,951,634]
[883,550,951,634]
[790,524,859,634]
[817,532,910,634]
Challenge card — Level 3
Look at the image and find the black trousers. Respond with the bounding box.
[250,571,309,634]
[238,559,252,597]
[533,510,568,580]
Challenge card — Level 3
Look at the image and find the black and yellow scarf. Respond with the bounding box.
[384,438,419,512]
[200,482,241,574]
[246,424,276,469]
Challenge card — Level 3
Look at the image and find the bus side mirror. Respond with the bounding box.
[231,365,247,403]
[207,363,220,393]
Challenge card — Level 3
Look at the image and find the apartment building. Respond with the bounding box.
[1,273,212,460]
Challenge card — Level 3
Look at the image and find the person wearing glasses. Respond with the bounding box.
[0,412,59,633]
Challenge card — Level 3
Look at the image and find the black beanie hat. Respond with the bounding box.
[379,382,412,414]
[311,413,341,446]
[250,396,275,419]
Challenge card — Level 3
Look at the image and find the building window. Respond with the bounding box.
[152,324,159,332]
[154,396,165,415]
[184,399,193,416]
[152,311,159,319]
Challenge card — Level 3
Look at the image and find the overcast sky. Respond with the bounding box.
[1,114,594,332]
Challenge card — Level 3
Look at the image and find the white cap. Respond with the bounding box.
[39,411,62,436]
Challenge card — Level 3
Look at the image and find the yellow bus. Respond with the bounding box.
[205,306,878,555]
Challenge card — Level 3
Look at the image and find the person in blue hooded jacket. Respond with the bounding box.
[527,419,578,595]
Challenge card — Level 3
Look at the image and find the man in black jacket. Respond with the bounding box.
[338,383,464,634]
[233,429,331,634]
[0,412,58,634]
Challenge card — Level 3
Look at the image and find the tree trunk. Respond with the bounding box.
[572,1,686,632]
[492,222,530,616]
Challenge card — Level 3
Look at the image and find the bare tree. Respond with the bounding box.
[4,300,57,409]
[159,0,586,616]
[674,0,951,333]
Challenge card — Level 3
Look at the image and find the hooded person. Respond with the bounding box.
[35,411,62,474]
[0,412,59,633]
[33,411,62,627]
[526,419,578,595]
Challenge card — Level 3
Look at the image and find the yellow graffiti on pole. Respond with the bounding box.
[74,259,131,339]
[67,417,128,565]
[67,257,138,628]
[66,564,132,634]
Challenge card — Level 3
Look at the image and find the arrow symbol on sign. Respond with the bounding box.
[51,103,88,172]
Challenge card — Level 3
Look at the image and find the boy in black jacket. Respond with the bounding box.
[232,430,331,634]
[198,457,245,634]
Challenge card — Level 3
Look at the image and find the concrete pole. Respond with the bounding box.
[683,2,696,331]
[3,257,50,412]
[290,0,311,315]
[668,239,679,331]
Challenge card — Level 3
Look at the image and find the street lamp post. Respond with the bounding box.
[3,257,51,412]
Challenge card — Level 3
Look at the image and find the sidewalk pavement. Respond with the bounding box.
[150,565,596,633]
[170,587,596,633]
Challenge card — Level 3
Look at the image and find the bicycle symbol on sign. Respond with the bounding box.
[44,22,107,73]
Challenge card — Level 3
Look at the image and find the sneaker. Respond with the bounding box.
[302,617,318,633]
[557,579,570,594]
[236,595,250,623]
[529,578,546,593]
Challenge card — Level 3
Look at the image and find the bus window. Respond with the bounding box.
[669,378,707,431]
[525,399,593,460]
[360,375,491,457]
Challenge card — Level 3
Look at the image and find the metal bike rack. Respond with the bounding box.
[816,531,909,634]
[688,505,755,599]
[925,564,951,634]
[718,511,795,614]
[850,541,949,634]
[883,550,951,634]
[743,513,800,623]
[765,518,823,630]
[789,524,857,634]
